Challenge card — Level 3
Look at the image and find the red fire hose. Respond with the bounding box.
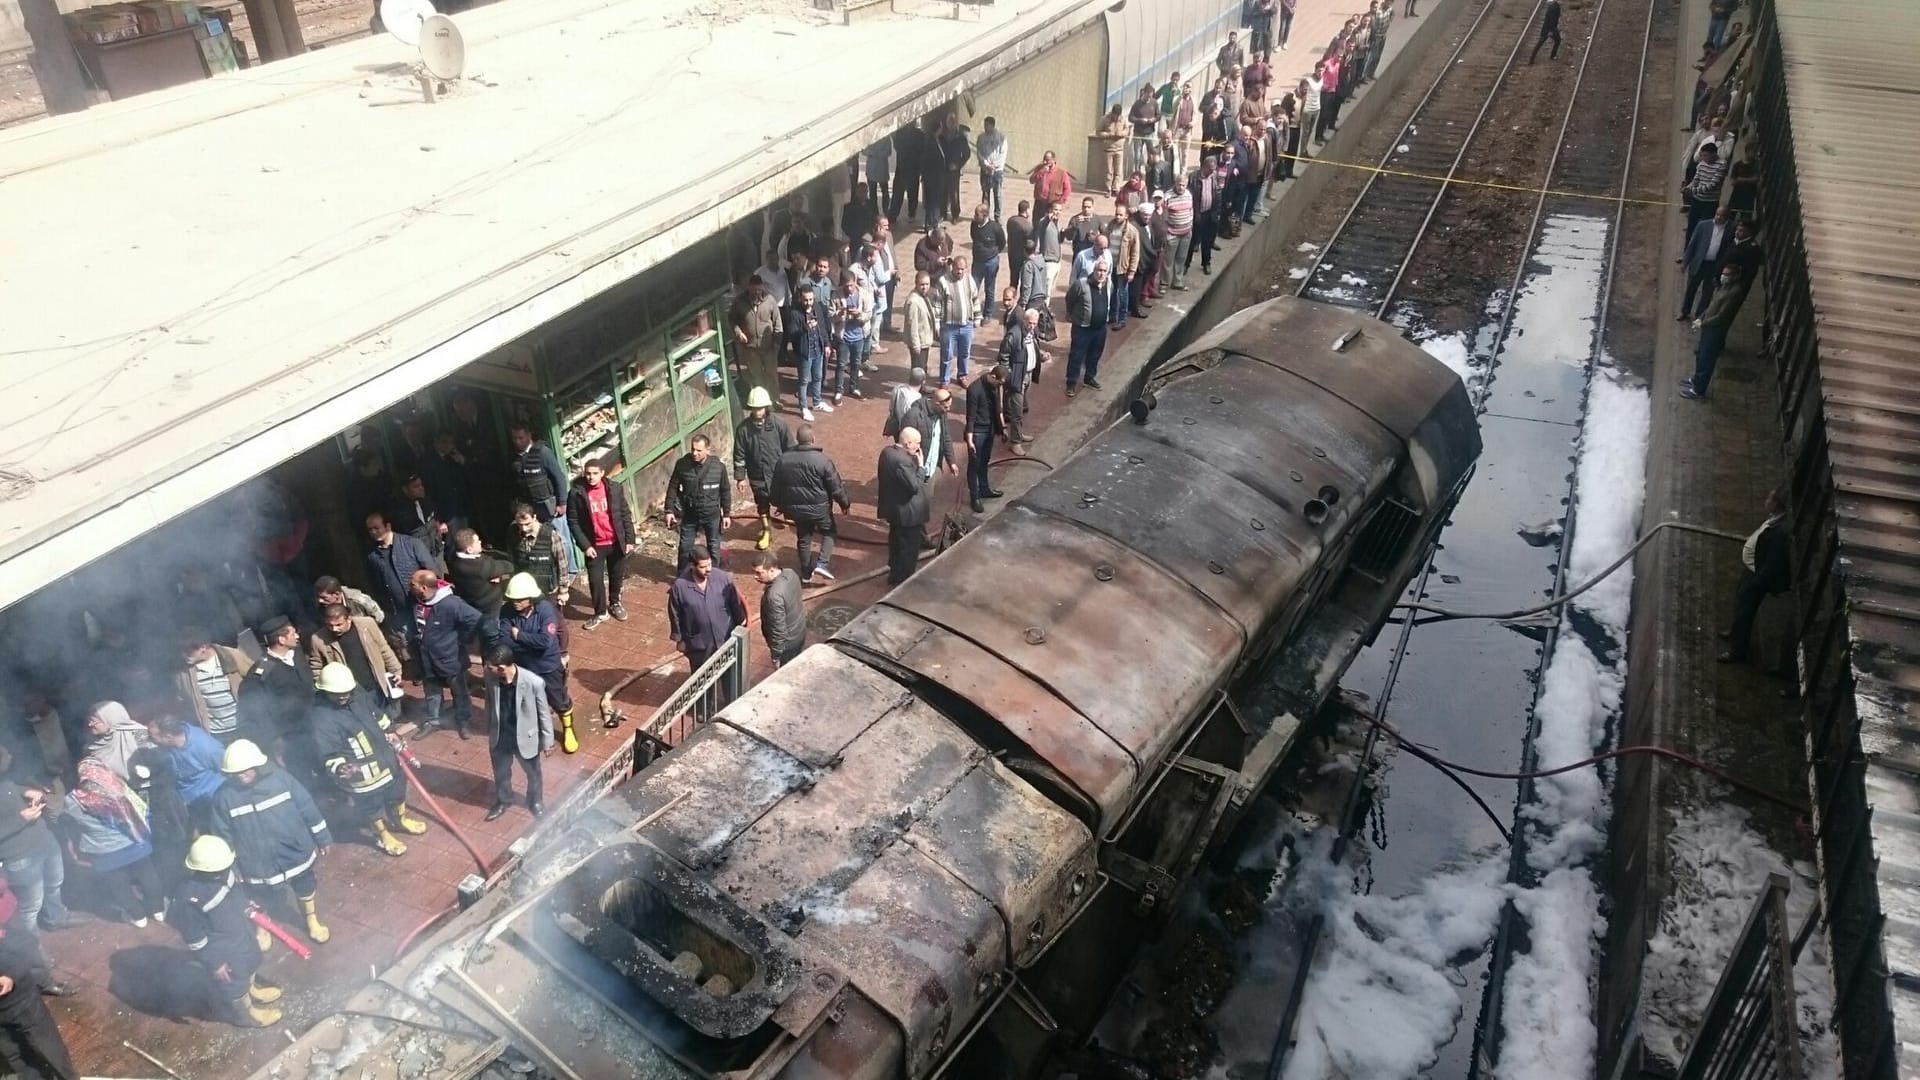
[249,910,312,960]
[391,743,492,876]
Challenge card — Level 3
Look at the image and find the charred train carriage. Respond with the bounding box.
[332,298,1479,1080]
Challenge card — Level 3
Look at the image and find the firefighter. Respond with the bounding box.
[499,573,578,748]
[309,663,426,856]
[208,740,332,946]
[172,836,283,1028]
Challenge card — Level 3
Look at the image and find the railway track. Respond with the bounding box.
[1266,0,1667,1071]
[1295,0,1548,314]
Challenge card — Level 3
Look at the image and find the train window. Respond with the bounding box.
[1348,496,1422,583]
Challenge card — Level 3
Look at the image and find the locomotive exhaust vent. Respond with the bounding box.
[543,842,803,1044]
[1349,496,1422,583]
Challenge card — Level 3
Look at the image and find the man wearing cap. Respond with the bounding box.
[729,274,783,410]
[733,388,794,553]
[482,648,554,822]
[172,835,283,1028]
[208,739,332,946]
[241,616,312,767]
[310,663,424,857]
[499,573,578,752]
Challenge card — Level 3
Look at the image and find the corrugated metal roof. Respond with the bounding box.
[1774,0,1920,1068]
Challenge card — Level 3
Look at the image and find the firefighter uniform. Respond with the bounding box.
[209,741,333,945]
[500,574,576,749]
[309,664,426,856]
[172,837,283,1028]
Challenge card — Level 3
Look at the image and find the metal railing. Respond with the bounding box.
[633,626,751,767]
[1677,873,1804,1080]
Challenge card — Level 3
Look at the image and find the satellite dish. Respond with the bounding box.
[379,0,436,46]
[419,15,465,80]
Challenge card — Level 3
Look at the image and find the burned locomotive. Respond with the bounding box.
[301,297,1480,1080]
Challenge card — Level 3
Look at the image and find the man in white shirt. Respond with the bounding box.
[1679,206,1731,321]
[976,116,1010,222]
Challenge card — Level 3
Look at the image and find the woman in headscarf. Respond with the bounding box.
[81,702,147,784]
[63,758,165,925]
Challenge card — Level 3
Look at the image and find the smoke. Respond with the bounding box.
[0,473,311,725]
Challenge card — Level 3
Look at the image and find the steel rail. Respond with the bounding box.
[1470,0,1663,1068]
[1294,0,1551,316]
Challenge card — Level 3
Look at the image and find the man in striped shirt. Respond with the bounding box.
[1683,143,1728,243]
[1160,183,1195,291]
[177,628,254,746]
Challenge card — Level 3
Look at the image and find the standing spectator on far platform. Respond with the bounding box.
[1683,143,1728,242]
[1217,31,1245,81]
[998,307,1041,450]
[1718,490,1792,667]
[1679,206,1732,322]
[729,273,783,408]
[1098,106,1128,192]
[1250,0,1277,55]
[1679,263,1742,400]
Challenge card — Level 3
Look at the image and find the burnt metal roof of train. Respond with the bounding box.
[1775,0,1920,1062]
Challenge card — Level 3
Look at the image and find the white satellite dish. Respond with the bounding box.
[379,0,436,47]
[419,15,465,80]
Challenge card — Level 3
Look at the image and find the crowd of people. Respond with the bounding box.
[0,3,1419,1072]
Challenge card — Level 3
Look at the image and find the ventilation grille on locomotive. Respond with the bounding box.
[1349,497,1421,583]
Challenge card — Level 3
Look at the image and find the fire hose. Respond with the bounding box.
[249,909,312,960]
[390,740,491,876]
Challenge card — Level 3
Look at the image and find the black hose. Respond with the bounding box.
[1395,519,1746,621]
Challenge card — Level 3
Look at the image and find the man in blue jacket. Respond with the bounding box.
[364,510,437,644]
[145,714,227,833]
[499,573,578,754]
[406,570,486,738]
[666,546,748,706]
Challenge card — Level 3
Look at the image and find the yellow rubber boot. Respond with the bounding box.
[300,894,330,944]
[560,710,579,754]
[756,516,773,550]
[372,819,408,856]
[246,999,284,1027]
[393,805,429,836]
[255,926,273,953]
[249,975,283,1004]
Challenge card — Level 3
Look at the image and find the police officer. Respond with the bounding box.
[172,836,283,1028]
[208,740,333,946]
[309,663,425,857]
[507,424,577,576]
[499,573,578,752]
[664,434,731,572]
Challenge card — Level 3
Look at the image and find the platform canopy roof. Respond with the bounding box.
[0,0,1106,609]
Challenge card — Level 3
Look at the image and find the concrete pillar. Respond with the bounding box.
[240,0,288,61]
[271,0,306,56]
[17,0,90,114]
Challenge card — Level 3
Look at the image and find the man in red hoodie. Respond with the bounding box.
[407,570,487,738]
[566,461,636,632]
